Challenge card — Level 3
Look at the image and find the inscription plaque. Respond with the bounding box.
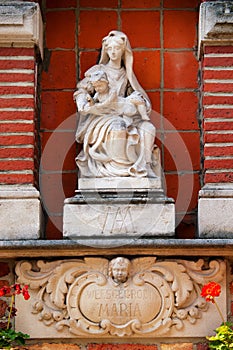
[15,257,226,338]
[75,279,161,324]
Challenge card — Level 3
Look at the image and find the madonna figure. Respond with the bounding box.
[74,30,157,178]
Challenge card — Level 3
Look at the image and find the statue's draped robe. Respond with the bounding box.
[75,64,152,177]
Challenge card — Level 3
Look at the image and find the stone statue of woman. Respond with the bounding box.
[74,30,158,178]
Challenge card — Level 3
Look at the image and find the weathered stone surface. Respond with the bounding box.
[27,344,80,350]
[198,184,233,238]
[198,1,233,56]
[15,257,226,338]
[161,344,193,350]
[74,30,159,180]
[79,176,162,190]
[0,1,43,57]
[63,191,175,238]
[0,185,42,240]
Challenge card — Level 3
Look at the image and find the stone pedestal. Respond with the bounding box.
[63,180,175,240]
[198,184,233,238]
[0,185,42,240]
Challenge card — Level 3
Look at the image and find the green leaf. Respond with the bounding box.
[0,328,30,348]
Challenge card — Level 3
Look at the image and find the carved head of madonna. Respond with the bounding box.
[100,30,132,66]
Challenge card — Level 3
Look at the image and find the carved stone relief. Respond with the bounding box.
[15,257,226,338]
[74,30,159,180]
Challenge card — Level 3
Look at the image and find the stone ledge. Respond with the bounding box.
[198,1,233,57]
[0,185,42,240]
[64,191,175,239]
[0,1,43,58]
[198,184,233,239]
[0,238,233,257]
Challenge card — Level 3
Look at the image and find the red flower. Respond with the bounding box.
[13,284,21,295]
[0,286,11,296]
[201,282,221,303]
[22,285,30,300]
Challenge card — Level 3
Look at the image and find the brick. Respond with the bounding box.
[42,50,76,90]
[46,216,63,240]
[202,95,233,105]
[205,172,233,183]
[164,132,200,171]
[122,0,160,7]
[163,91,198,130]
[165,173,200,212]
[203,95,233,105]
[204,57,233,67]
[0,48,34,56]
[165,173,178,203]
[164,0,199,8]
[0,123,34,133]
[0,98,34,109]
[147,91,160,113]
[0,110,35,121]
[176,213,196,239]
[40,172,77,214]
[46,11,76,49]
[0,147,34,158]
[164,51,198,89]
[0,60,34,70]
[161,343,193,350]
[0,173,34,184]
[204,146,233,157]
[204,46,233,54]
[0,160,34,171]
[204,159,233,170]
[0,135,34,146]
[79,11,118,49]
[88,345,158,350]
[80,0,118,7]
[204,121,233,131]
[204,133,233,143]
[79,51,100,78]
[122,11,160,48]
[204,108,233,119]
[164,11,198,48]
[204,82,233,93]
[133,50,161,89]
[46,0,77,8]
[40,131,76,171]
[0,86,34,95]
[0,73,34,83]
[0,263,10,277]
[41,90,76,130]
[203,69,233,80]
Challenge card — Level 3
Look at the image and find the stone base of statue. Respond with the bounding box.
[63,177,175,239]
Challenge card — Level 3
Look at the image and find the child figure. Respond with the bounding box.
[85,70,150,121]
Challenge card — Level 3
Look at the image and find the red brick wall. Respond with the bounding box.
[0,48,38,185]
[202,46,233,183]
[40,0,201,239]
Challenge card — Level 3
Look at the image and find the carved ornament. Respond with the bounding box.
[16,257,226,338]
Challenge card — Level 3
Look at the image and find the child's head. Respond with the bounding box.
[90,70,109,94]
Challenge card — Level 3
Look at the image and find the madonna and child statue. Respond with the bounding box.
[63,30,175,239]
[74,30,161,188]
